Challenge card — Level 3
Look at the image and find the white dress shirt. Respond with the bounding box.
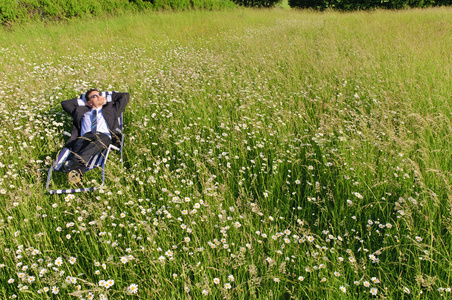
[80,108,111,138]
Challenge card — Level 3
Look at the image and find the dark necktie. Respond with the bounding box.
[91,110,97,133]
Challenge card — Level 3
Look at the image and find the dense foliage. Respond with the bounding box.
[135,0,236,10]
[0,0,235,25]
[289,0,451,10]
[231,0,281,7]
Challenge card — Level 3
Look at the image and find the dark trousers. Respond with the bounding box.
[69,132,111,174]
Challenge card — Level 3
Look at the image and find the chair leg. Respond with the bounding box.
[46,166,54,193]
[101,162,106,187]
[120,135,124,166]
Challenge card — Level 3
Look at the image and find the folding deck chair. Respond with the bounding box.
[46,92,124,194]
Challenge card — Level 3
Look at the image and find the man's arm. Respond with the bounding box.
[61,97,89,115]
[111,92,130,114]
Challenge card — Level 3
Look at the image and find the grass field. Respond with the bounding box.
[1,6,452,299]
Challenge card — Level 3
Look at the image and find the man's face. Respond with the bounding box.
[87,91,106,108]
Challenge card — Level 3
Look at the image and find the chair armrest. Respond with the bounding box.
[63,131,71,137]
[110,145,120,151]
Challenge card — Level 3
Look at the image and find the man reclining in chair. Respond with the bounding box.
[61,89,129,185]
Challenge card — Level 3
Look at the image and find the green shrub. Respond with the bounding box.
[192,0,236,9]
[232,0,280,8]
[40,0,65,19]
[288,0,324,9]
[18,0,94,20]
[289,0,437,9]
[0,0,235,26]
[145,0,188,10]
[436,0,452,5]
[0,0,25,24]
[61,0,103,18]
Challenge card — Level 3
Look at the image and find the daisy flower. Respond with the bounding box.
[127,283,138,295]
[370,287,378,295]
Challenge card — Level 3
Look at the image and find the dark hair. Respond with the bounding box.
[85,88,99,100]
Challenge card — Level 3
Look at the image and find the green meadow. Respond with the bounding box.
[1,6,452,299]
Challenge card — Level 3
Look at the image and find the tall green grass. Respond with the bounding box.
[0,7,451,299]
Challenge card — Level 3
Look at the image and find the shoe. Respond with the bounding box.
[63,160,75,172]
[68,170,83,185]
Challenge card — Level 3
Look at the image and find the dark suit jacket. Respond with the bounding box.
[61,92,129,149]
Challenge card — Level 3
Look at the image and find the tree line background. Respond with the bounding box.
[0,0,235,25]
[288,0,452,10]
[1,0,451,27]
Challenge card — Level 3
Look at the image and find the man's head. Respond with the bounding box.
[85,89,106,109]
